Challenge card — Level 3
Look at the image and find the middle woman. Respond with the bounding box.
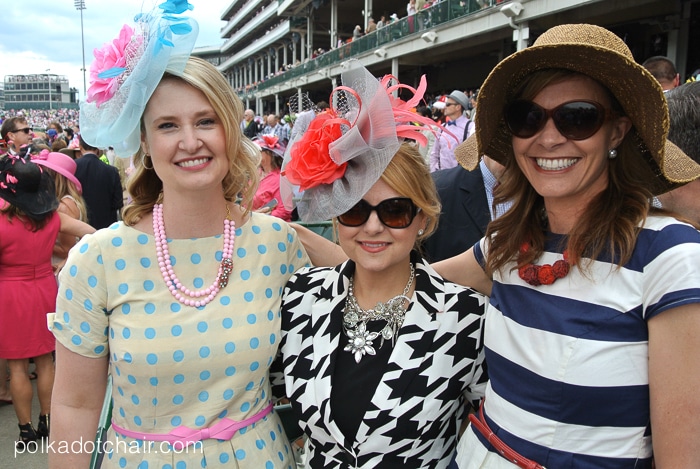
[272,65,488,468]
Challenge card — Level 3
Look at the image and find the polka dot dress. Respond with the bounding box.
[54,213,309,468]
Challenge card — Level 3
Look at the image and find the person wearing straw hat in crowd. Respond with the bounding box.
[252,134,293,221]
[30,149,88,271]
[50,2,309,468]
[0,148,94,451]
[429,24,700,468]
[429,90,475,172]
[272,65,487,468]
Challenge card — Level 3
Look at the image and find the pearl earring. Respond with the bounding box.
[418,229,424,236]
[608,148,618,159]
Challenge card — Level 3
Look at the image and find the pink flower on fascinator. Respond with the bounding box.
[87,24,141,106]
[259,135,281,149]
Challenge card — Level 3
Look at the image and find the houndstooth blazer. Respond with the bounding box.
[271,252,488,468]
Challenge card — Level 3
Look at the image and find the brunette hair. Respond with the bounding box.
[123,57,259,225]
[485,69,659,276]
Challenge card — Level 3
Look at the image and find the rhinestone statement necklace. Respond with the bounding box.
[343,263,415,363]
[153,203,234,307]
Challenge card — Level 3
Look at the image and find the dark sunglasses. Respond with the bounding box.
[504,100,613,140]
[11,127,33,134]
[337,197,420,229]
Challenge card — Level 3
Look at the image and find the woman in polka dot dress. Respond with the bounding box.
[49,7,309,468]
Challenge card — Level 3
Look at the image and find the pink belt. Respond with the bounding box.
[111,402,273,448]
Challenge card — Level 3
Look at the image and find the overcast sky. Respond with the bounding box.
[0,0,229,101]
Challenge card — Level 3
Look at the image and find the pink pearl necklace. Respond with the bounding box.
[153,203,235,307]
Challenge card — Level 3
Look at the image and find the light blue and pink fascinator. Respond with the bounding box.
[79,0,199,157]
[280,63,444,222]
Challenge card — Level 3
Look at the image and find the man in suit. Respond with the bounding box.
[75,135,124,229]
[424,156,505,262]
[241,109,258,139]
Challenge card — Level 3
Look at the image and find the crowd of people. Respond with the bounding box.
[1,1,699,468]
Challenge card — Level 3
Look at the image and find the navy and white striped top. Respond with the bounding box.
[471,215,700,468]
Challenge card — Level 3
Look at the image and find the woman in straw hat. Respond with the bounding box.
[273,64,487,468]
[431,24,700,468]
[50,3,309,468]
[0,148,94,450]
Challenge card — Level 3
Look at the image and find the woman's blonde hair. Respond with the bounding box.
[486,69,657,276]
[50,169,88,224]
[378,142,441,246]
[122,57,260,225]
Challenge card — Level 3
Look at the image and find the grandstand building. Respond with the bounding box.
[2,73,80,110]
[193,0,700,116]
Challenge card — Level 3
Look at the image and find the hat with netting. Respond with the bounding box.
[79,0,199,157]
[454,23,700,195]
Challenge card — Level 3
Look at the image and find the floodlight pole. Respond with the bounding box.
[75,0,87,98]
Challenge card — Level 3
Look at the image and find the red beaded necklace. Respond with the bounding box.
[517,242,571,286]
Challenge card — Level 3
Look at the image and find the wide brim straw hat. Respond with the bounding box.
[455,23,700,195]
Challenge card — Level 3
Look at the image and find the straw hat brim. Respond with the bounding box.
[455,26,700,194]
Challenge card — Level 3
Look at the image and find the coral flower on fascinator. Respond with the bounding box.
[281,63,444,222]
[79,0,198,157]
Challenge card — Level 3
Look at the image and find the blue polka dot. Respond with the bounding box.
[79,244,88,254]
[145,303,156,314]
[143,280,154,291]
[223,389,234,400]
[262,266,271,276]
[87,276,98,287]
[244,292,254,302]
[198,391,209,402]
[265,288,273,298]
[176,462,186,469]
[170,303,181,313]
[269,334,276,344]
[134,416,142,426]
[258,245,267,254]
[97,255,103,264]
[65,289,73,300]
[222,318,233,329]
[173,395,184,405]
[220,296,231,306]
[278,451,284,461]
[266,461,275,469]
[119,457,127,467]
[200,370,210,380]
[241,270,251,280]
[171,416,181,426]
[71,335,82,346]
[54,322,63,331]
[256,439,265,449]
[119,407,125,418]
[199,347,210,358]
[252,225,261,234]
[170,255,177,266]
[241,402,251,412]
[122,328,131,339]
[225,342,236,354]
[140,257,151,268]
[235,449,246,460]
[250,362,260,371]
[121,304,131,314]
[188,252,201,264]
[115,259,126,270]
[220,453,230,463]
[197,322,208,333]
[147,354,158,365]
[269,431,277,441]
[225,366,236,376]
[267,311,274,321]
[137,234,148,244]
[237,247,247,258]
[250,338,260,349]
[127,375,136,384]
[195,416,205,426]
[245,381,254,391]
[83,299,93,311]
[150,377,158,386]
[118,283,128,294]
[131,395,139,405]
[173,350,184,362]
[193,277,204,288]
[174,374,185,384]
[80,321,91,333]
[281,264,289,275]
[95,345,105,354]
[112,237,123,247]
[246,314,257,324]
[145,328,156,339]
[272,222,281,231]
[171,325,182,337]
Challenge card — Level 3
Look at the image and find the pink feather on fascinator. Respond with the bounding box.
[280,63,443,222]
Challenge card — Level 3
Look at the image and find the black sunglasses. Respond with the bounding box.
[504,100,613,140]
[337,197,420,229]
[11,127,33,134]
